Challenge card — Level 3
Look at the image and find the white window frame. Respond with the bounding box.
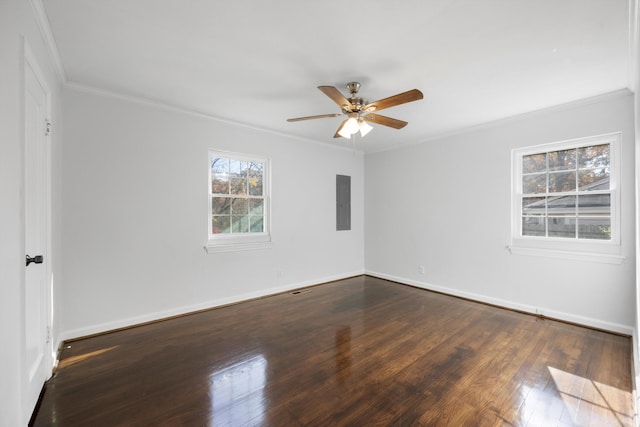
[205,150,272,254]
[509,132,624,264]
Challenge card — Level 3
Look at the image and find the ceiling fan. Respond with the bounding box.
[287,82,423,139]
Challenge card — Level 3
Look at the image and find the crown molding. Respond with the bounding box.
[28,0,67,84]
[64,82,362,154]
[365,88,633,155]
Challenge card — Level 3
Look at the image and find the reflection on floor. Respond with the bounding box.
[210,354,267,426]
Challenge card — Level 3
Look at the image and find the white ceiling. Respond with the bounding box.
[42,0,632,153]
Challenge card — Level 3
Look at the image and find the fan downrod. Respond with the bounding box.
[345,82,367,112]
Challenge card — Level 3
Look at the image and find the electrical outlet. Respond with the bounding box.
[418,265,425,275]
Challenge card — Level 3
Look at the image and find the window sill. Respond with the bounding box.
[507,245,626,264]
[205,240,272,254]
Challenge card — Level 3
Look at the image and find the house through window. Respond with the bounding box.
[510,133,621,260]
[520,143,611,239]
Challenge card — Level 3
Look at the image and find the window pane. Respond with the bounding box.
[522,197,545,216]
[548,216,576,238]
[248,162,263,196]
[229,160,248,195]
[548,171,576,193]
[211,197,231,215]
[230,177,247,195]
[578,169,610,191]
[211,176,229,194]
[212,176,229,194]
[229,159,247,176]
[578,144,609,169]
[548,149,576,172]
[522,216,545,236]
[248,179,263,196]
[547,195,575,216]
[212,216,230,234]
[577,194,610,216]
[523,153,546,174]
[211,158,230,194]
[578,217,611,240]
[250,199,264,215]
[211,157,229,174]
[522,174,546,194]
[250,216,263,232]
[231,198,249,215]
[231,215,249,233]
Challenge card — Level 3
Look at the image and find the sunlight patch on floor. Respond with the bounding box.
[548,366,634,426]
[57,346,119,369]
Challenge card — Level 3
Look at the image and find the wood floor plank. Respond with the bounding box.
[31,276,634,426]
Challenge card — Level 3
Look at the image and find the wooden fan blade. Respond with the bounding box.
[362,113,408,129]
[318,86,353,110]
[333,119,349,138]
[363,89,423,113]
[287,113,342,122]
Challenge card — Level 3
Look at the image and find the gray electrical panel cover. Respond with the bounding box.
[336,174,351,231]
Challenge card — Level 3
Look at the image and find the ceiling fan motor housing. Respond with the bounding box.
[343,97,367,113]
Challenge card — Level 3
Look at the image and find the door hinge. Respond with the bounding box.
[45,119,52,136]
[46,326,51,344]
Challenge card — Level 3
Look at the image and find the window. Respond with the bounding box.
[510,133,622,263]
[206,150,271,253]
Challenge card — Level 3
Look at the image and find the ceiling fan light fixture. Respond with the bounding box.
[358,120,373,137]
[338,116,360,138]
[337,127,352,139]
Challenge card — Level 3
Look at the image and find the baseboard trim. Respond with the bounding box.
[365,270,634,336]
[58,268,633,341]
[58,270,365,342]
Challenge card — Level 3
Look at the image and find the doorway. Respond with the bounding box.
[23,43,53,418]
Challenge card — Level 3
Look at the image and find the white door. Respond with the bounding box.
[24,50,52,417]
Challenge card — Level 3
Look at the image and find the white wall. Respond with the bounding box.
[60,87,364,338]
[635,83,640,427]
[0,1,63,425]
[366,91,636,332]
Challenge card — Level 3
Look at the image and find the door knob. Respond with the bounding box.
[26,255,43,266]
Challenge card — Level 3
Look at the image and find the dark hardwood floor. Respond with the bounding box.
[32,276,634,426]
